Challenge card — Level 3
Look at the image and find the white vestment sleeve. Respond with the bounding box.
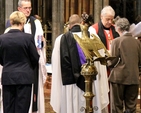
[88,26,99,38]
[29,18,46,113]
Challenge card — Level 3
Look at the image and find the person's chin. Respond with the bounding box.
[106,25,112,28]
[25,14,30,17]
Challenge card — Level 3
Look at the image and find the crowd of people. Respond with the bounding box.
[0,0,141,113]
[51,5,141,113]
[0,0,47,113]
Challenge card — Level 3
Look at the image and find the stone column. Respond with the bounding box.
[103,0,109,6]
[0,0,5,34]
[138,0,141,15]
[123,0,126,17]
[94,0,102,23]
[5,0,14,23]
[52,0,64,47]
[13,0,18,11]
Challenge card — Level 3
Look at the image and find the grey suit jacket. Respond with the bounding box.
[108,33,141,85]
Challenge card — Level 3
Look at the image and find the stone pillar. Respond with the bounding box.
[13,0,18,11]
[103,0,109,6]
[123,0,126,17]
[94,0,102,23]
[138,0,141,15]
[0,0,5,34]
[5,0,14,24]
[52,0,64,47]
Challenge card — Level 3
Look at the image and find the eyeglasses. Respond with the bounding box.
[21,7,32,10]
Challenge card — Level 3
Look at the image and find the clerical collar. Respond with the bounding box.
[102,24,110,30]
[26,17,30,23]
[70,25,81,32]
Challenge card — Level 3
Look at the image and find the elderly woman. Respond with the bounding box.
[107,18,141,113]
[0,11,39,113]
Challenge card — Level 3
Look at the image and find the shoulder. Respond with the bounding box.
[20,32,34,40]
[34,18,42,24]
[91,23,98,28]
[93,23,98,26]
[112,36,120,43]
[5,20,11,28]
[24,33,34,38]
[30,16,36,20]
[0,33,10,42]
[88,26,100,38]
[88,26,96,33]
[61,31,74,43]
[24,33,35,44]
[0,33,6,38]
[53,34,63,47]
[62,31,73,38]
[4,27,11,33]
[30,16,41,25]
[91,23,98,33]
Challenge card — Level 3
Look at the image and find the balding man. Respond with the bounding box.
[50,14,85,113]
[50,14,109,113]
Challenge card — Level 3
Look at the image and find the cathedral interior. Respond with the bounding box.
[1,0,141,63]
[31,0,141,63]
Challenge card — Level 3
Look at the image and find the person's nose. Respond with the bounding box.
[108,19,113,24]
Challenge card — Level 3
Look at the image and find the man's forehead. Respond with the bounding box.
[102,15,114,19]
[21,1,31,7]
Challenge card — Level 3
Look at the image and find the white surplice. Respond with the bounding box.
[50,32,109,113]
[24,19,47,113]
[89,26,110,113]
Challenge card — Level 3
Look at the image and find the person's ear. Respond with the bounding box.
[115,27,120,33]
[17,7,21,11]
[100,15,103,20]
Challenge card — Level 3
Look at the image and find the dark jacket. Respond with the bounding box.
[108,33,141,84]
[0,29,39,85]
[60,25,85,91]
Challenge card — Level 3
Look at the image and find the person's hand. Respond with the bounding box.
[34,94,36,102]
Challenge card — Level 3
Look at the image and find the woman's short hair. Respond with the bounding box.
[10,11,26,25]
[101,6,115,17]
[115,18,130,31]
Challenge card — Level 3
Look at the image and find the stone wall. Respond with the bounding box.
[0,0,5,34]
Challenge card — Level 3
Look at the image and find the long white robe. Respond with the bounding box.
[24,19,47,113]
[50,32,109,113]
[89,26,109,113]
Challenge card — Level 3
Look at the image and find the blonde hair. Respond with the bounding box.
[10,11,26,25]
